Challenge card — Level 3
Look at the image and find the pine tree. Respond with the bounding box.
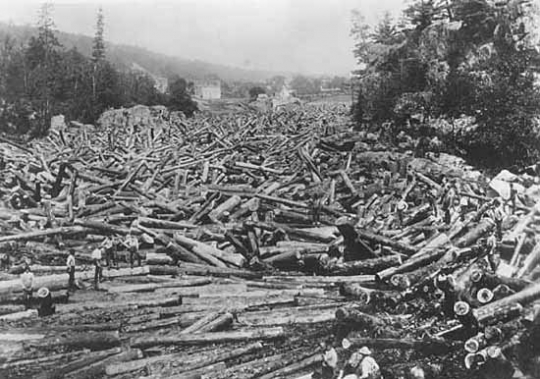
[25,1,62,136]
[92,7,105,63]
[92,7,105,103]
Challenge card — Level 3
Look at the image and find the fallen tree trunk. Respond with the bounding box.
[107,278,212,293]
[27,331,121,351]
[237,304,337,326]
[325,255,401,275]
[256,353,322,379]
[344,337,458,355]
[130,327,285,348]
[149,263,262,279]
[64,348,142,379]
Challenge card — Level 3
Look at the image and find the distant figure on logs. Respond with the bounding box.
[20,265,34,308]
[103,237,118,269]
[0,252,10,271]
[37,287,55,317]
[91,246,103,290]
[66,249,76,290]
[125,233,141,268]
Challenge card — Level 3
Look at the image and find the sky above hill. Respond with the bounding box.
[0,0,406,76]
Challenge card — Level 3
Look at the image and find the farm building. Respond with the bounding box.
[194,80,222,100]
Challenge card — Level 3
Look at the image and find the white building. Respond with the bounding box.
[194,80,221,100]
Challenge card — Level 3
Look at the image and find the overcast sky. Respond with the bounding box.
[0,0,406,75]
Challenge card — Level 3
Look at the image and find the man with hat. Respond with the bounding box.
[37,287,55,317]
[66,249,76,290]
[319,338,338,379]
[20,265,34,309]
[346,346,381,379]
[125,232,141,268]
[91,246,103,290]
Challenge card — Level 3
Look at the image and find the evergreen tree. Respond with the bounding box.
[92,7,106,101]
[92,7,106,63]
[25,1,62,136]
[351,0,540,165]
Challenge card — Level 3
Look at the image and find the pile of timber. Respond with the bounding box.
[1,103,540,378]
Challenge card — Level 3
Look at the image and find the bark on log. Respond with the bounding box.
[195,312,234,333]
[107,278,212,293]
[237,304,336,326]
[174,233,245,267]
[0,226,92,244]
[105,351,188,376]
[130,327,285,348]
[149,264,261,279]
[165,362,226,379]
[27,331,121,351]
[454,218,495,248]
[344,337,456,355]
[326,255,401,275]
[180,310,222,335]
[376,247,447,282]
[335,307,387,328]
[163,342,263,378]
[65,348,142,379]
[356,229,417,255]
[256,353,322,379]
[36,347,123,379]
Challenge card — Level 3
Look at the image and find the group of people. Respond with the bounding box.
[318,339,381,379]
[73,233,143,290]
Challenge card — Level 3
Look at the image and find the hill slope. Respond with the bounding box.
[0,22,289,83]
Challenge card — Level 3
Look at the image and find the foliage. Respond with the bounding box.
[351,0,540,166]
[0,6,197,137]
[290,75,321,95]
[168,76,197,116]
[248,86,266,100]
[92,7,105,63]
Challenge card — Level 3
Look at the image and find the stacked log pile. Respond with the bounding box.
[0,103,540,378]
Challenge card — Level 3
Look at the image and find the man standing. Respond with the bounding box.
[20,265,34,308]
[126,233,141,268]
[91,246,103,290]
[103,237,117,268]
[319,339,338,379]
[66,249,76,290]
[355,347,381,379]
[0,252,10,271]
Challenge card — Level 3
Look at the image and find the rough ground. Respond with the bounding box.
[0,102,539,379]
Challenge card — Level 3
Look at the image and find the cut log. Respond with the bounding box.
[237,304,337,326]
[165,362,226,379]
[376,247,447,282]
[344,337,457,355]
[454,218,495,247]
[0,226,92,244]
[145,252,174,265]
[325,255,401,275]
[35,347,123,379]
[27,331,121,351]
[335,307,387,328]
[65,348,142,379]
[356,229,417,255]
[107,278,212,293]
[130,327,285,348]
[105,351,187,376]
[256,353,322,379]
[180,310,222,334]
[174,233,245,267]
[195,312,234,333]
